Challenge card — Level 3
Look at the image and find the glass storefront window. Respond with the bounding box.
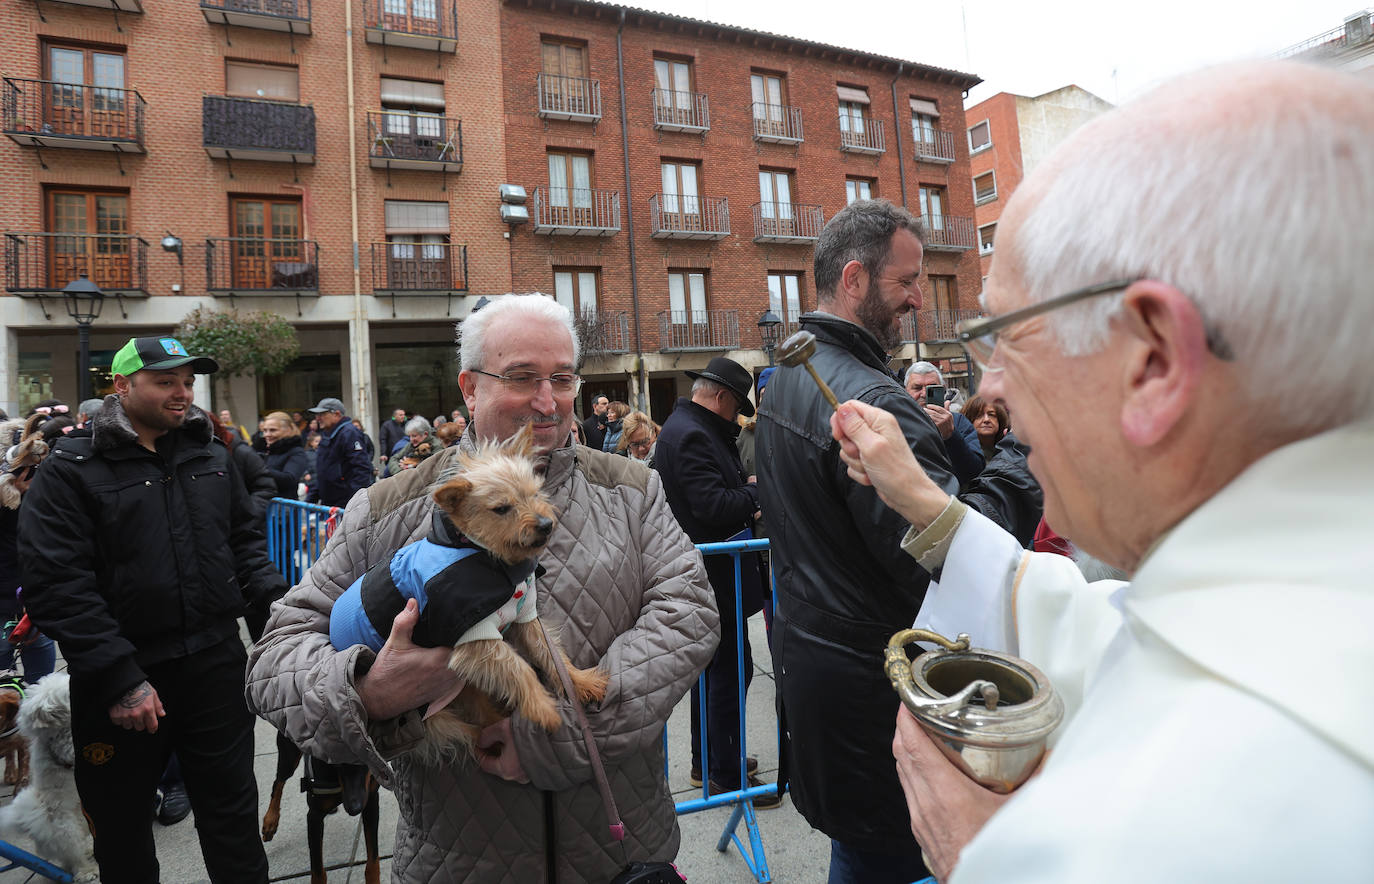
[257,354,343,417]
[18,352,54,415]
[375,342,462,426]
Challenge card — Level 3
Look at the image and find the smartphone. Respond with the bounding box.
[925,385,946,408]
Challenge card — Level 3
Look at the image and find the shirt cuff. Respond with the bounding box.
[899,497,969,572]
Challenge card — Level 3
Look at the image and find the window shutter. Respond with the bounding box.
[836,85,870,105]
[384,200,449,234]
[379,78,444,109]
[909,98,939,117]
[226,62,299,101]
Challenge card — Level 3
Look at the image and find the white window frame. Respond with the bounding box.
[767,272,801,324]
[978,222,997,255]
[968,119,992,154]
[668,270,708,322]
[973,171,997,206]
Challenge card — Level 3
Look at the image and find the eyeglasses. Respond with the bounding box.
[470,369,583,396]
[625,436,653,451]
[955,278,1139,371]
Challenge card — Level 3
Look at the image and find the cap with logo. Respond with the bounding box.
[307,397,347,415]
[111,337,219,377]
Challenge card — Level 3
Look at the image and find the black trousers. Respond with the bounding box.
[71,637,268,884]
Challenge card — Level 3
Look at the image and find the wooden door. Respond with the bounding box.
[47,190,129,289]
[382,0,438,36]
[541,41,586,113]
[232,199,302,289]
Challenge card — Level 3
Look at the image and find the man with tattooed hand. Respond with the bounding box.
[19,335,284,883]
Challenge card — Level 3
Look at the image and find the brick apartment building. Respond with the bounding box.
[2,0,985,429]
[964,85,1111,283]
[1277,9,1374,73]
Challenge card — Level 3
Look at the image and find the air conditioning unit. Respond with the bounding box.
[1345,12,1372,45]
[500,204,530,224]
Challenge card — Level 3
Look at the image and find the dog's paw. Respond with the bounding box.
[522,692,563,733]
[571,667,609,705]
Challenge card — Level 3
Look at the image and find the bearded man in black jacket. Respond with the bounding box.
[19,335,284,884]
[756,200,1040,884]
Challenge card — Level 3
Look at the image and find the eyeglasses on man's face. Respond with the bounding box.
[470,369,583,396]
[955,278,1139,371]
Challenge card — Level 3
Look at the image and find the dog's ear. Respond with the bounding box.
[0,691,19,726]
[17,674,69,733]
[432,477,472,515]
[505,423,536,458]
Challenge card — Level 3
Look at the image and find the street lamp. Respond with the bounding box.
[62,274,105,402]
[758,309,783,365]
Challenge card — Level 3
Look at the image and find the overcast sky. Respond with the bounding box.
[627,0,1361,106]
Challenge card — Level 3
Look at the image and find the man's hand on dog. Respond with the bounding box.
[476,718,529,783]
[109,680,165,732]
[357,598,464,721]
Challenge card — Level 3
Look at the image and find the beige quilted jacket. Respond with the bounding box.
[246,440,718,883]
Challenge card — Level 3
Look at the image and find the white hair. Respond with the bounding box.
[458,294,579,373]
[905,362,942,384]
[404,416,431,436]
[1006,60,1374,428]
[691,377,728,398]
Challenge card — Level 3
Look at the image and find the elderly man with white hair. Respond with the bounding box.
[828,60,1374,883]
[903,362,982,484]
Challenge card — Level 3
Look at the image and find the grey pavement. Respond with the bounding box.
[1,615,834,883]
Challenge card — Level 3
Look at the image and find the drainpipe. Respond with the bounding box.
[344,0,374,435]
[890,62,909,209]
[616,8,647,414]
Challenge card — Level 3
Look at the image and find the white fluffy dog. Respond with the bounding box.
[0,672,98,882]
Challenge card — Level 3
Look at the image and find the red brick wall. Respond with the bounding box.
[966,91,1023,280]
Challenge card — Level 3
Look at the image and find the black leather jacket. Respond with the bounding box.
[756,312,1040,851]
[18,399,287,707]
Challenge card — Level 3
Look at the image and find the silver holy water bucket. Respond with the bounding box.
[884,628,1064,794]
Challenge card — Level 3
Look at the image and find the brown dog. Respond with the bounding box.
[417,425,608,759]
[0,679,28,788]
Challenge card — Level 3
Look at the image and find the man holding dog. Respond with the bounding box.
[19,335,282,883]
[247,294,717,880]
[654,356,780,808]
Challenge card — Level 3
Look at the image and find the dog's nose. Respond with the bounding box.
[535,515,553,536]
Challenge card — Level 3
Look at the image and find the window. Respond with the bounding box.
[668,270,708,321]
[46,188,130,289]
[230,197,304,288]
[659,160,701,217]
[553,268,598,313]
[918,185,947,229]
[226,60,299,102]
[547,151,594,220]
[382,0,437,28]
[973,172,997,205]
[928,275,956,314]
[540,39,590,113]
[845,178,874,205]
[751,71,787,134]
[968,119,991,153]
[837,85,870,136]
[979,223,997,255]
[380,77,444,139]
[384,200,449,288]
[767,272,801,325]
[43,42,126,138]
[653,57,695,124]
[910,98,939,145]
[542,39,586,79]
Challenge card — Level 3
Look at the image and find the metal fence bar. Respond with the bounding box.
[266,498,338,585]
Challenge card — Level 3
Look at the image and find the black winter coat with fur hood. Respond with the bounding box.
[18,395,287,707]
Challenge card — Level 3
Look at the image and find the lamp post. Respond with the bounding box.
[758,309,783,365]
[62,274,105,402]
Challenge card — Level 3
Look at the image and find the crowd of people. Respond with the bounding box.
[1,58,1370,884]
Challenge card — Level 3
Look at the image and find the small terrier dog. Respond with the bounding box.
[0,677,28,787]
[331,425,607,759]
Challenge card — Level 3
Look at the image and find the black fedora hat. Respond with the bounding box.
[685,356,756,417]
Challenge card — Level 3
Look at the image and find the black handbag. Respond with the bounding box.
[542,623,687,884]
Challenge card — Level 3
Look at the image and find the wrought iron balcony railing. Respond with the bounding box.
[203,95,315,163]
[366,111,462,172]
[839,116,885,154]
[919,215,976,251]
[900,309,984,344]
[652,89,709,133]
[752,202,824,243]
[50,0,142,11]
[913,129,956,163]
[751,103,803,144]
[575,309,630,356]
[200,0,311,33]
[370,242,466,293]
[537,74,602,122]
[531,187,621,236]
[648,194,730,240]
[206,237,319,293]
[4,232,149,294]
[658,310,739,351]
[3,77,146,152]
[362,0,457,53]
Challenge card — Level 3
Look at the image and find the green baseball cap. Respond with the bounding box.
[111,336,220,377]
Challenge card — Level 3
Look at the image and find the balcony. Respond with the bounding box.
[206,237,319,294]
[751,103,803,145]
[366,111,462,173]
[48,0,142,10]
[531,187,620,236]
[370,242,466,295]
[200,0,311,34]
[575,309,631,356]
[537,74,601,123]
[3,78,146,153]
[900,309,983,344]
[363,0,457,54]
[752,203,824,244]
[648,194,729,241]
[658,310,739,351]
[919,215,976,252]
[203,95,315,163]
[839,117,885,154]
[4,232,148,296]
[913,129,956,163]
[652,89,709,133]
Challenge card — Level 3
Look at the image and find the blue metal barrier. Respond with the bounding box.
[675,536,777,883]
[265,498,339,583]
